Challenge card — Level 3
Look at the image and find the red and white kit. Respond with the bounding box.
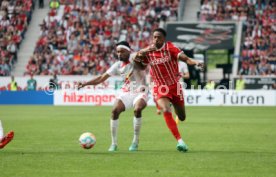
[143,42,184,106]
[106,53,148,108]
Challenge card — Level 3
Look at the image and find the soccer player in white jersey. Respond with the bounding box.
[78,41,148,152]
[0,120,14,149]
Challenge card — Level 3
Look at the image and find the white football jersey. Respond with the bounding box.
[106,53,147,92]
[178,61,188,74]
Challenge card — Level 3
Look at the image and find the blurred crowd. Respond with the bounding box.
[0,0,34,76]
[199,0,276,76]
[25,0,179,76]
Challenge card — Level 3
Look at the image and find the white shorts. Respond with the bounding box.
[117,92,149,109]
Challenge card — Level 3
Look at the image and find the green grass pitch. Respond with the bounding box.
[0,106,276,177]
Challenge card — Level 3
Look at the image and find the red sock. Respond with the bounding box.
[163,112,181,140]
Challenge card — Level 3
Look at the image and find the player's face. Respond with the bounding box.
[153,31,165,49]
[116,48,130,62]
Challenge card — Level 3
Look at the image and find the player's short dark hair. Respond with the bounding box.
[153,28,167,37]
[116,41,131,49]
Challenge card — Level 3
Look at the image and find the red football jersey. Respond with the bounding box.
[144,42,183,86]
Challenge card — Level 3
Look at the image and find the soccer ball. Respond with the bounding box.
[79,132,96,149]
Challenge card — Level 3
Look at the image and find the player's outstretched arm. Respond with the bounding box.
[179,53,204,71]
[78,73,110,90]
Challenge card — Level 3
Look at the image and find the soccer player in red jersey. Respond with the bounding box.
[0,120,14,149]
[135,28,204,152]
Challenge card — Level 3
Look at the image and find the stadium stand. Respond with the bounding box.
[0,0,34,76]
[198,0,276,76]
[25,0,180,75]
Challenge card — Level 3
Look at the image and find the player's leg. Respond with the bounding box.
[171,102,188,152]
[158,95,188,152]
[0,120,3,141]
[172,82,186,121]
[154,84,187,152]
[154,99,162,115]
[157,97,183,141]
[0,120,14,149]
[173,103,186,122]
[129,96,147,151]
[108,99,125,152]
[171,87,188,152]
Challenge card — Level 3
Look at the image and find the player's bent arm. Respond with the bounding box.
[78,73,110,89]
[178,53,204,70]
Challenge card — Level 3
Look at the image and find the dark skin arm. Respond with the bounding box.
[178,53,204,71]
[134,45,204,71]
[133,45,157,69]
[77,73,110,89]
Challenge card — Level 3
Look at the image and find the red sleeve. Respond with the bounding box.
[168,42,183,61]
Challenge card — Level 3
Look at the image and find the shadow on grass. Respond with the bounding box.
[2,149,276,156]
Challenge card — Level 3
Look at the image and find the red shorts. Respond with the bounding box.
[153,82,184,106]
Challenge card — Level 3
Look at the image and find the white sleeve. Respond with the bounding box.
[129,52,137,64]
[179,62,188,73]
[183,62,188,73]
[106,62,120,76]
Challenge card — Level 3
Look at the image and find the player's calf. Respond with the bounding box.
[177,114,186,121]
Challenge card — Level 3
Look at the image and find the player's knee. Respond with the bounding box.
[162,106,171,113]
[134,107,143,118]
[111,108,121,120]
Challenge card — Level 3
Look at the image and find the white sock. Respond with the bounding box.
[178,139,185,144]
[110,119,119,145]
[0,120,4,141]
[132,117,142,144]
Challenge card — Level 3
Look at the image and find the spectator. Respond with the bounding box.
[27,74,37,90]
[0,0,34,76]
[67,34,78,54]
[235,75,245,90]
[199,0,276,76]
[205,80,215,90]
[49,74,58,90]
[0,60,11,76]
[10,75,17,91]
[26,0,179,76]
[6,41,17,61]
[49,0,60,9]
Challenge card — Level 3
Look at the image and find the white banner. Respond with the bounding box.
[0,75,123,90]
[54,90,276,106]
[1,76,275,106]
[54,89,119,106]
[183,90,276,106]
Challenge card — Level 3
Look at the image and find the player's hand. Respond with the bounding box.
[196,62,204,71]
[139,44,157,56]
[146,44,158,52]
[133,53,143,63]
[77,82,85,90]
